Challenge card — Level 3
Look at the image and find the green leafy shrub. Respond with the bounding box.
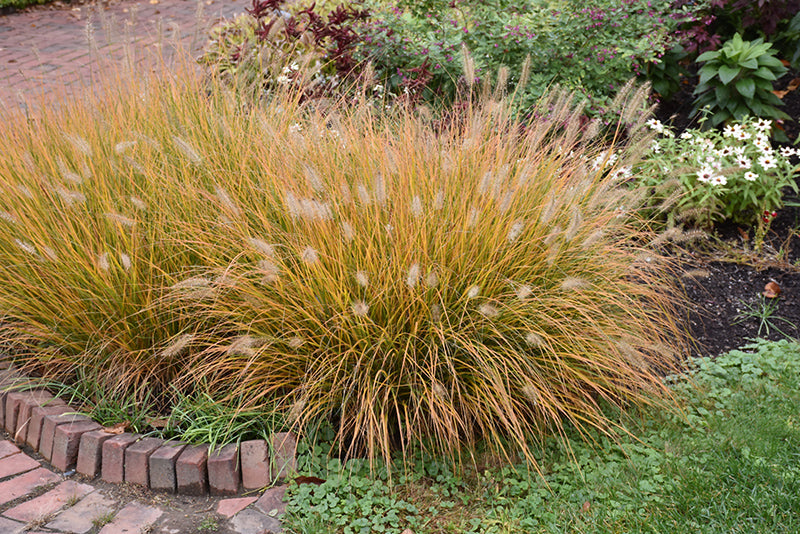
[0,63,687,468]
[360,0,690,112]
[202,0,694,116]
[691,33,789,127]
[636,116,799,234]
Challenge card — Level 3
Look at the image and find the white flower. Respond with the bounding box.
[680,132,693,140]
[744,171,758,181]
[732,146,746,157]
[650,140,661,154]
[277,75,291,85]
[780,146,796,158]
[290,62,300,71]
[610,166,632,180]
[373,84,384,93]
[709,175,727,186]
[289,123,302,133]
[591,150,617,170]
[736,156,752,169]
[754,118,772,132]
[733,129,751,141]
[723,124,736,137]
[646,118,665,133]
[716,146,734,157]
[696,167,715,183]
[758,154,777,170]
[467,285,480,299]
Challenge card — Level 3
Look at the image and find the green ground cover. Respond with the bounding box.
[283,338,800,533]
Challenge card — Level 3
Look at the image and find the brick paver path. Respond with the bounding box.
[0,0,246,109]
[0,438,285,533]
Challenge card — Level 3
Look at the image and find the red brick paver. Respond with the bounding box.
[3,480,94,523]
[0,466,60,506]
[97,501,163,534]
[0,451,40,479]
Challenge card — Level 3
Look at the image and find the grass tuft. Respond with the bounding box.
[0,59,688,470]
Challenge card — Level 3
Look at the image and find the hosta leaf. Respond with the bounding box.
[718,65,741,85]
[735,77,755,99]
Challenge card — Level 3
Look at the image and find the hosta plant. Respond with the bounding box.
[0,64,688,470]
[691,33,789,128]
[637,117,800,244]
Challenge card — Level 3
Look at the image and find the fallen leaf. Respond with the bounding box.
[763,281,781,299]
[788,78,800,91]
[737,227,749,241]
[103,421,130,434]
[146,416,170,429]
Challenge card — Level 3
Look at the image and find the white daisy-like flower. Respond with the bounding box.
[709,175,727,186]
[736,156,752,169]
[277,75,291,85]
[696,167,715,183]
[723,124,736,137]
[716,146,734,157]
[591,150,617,170]
[646,118,665,133]
[758,154,777,170]
[754,118,772,131]
[610,166,632,180]
[733,129,751,141]
[680,132,693,140]
[744,171,758,181]
[650,140,661,154]
[732,146,746,157]
[780,146,796,158]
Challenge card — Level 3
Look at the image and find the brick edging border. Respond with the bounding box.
[0,361,296,496]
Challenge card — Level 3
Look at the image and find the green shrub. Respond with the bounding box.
[0,64,687,468]
[692,33,789,128]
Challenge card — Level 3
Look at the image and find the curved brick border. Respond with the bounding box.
[0,361,296,496]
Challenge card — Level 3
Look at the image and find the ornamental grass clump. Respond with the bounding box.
[0,65,687,468]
